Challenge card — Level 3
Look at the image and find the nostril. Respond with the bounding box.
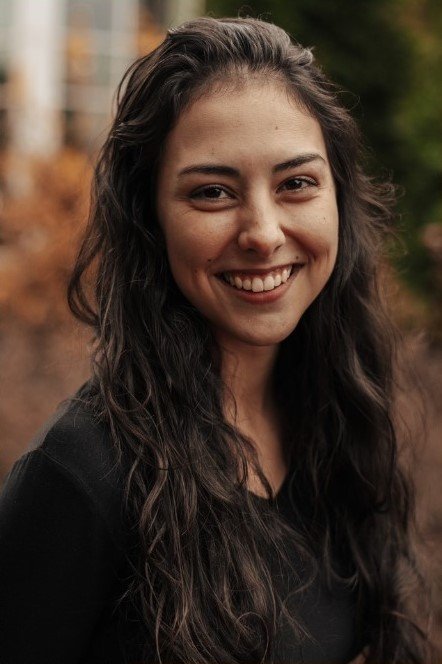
[237,228,285,256]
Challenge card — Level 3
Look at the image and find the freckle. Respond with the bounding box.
[274,126,279,130]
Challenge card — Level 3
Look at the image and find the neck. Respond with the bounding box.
[217,333,279,425]
[216,335,288,494]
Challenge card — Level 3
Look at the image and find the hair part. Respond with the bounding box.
[68,16,431,664]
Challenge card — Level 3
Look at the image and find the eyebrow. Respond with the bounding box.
[177,153,326,178]
[273,153,326,173]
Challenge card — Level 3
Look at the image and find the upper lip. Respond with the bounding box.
[218,262,305,275]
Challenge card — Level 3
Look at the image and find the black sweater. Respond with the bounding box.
[0,389,364,664]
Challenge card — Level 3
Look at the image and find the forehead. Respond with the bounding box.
[159,80,328,173]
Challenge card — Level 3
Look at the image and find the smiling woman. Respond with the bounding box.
[0,16,432,664]
[157,82,339,348]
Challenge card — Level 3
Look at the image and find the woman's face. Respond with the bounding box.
[156,80,339,347]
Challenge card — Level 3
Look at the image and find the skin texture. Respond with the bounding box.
[156,80,339,351]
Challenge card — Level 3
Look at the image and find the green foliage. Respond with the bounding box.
[206,0,442,301]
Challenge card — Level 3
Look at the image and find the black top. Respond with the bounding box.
[0,387,364,664]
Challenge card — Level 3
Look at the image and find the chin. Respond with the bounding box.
[221,322,300,347]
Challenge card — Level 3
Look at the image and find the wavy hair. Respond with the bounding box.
[67,16,431,664]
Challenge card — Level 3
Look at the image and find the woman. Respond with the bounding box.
[0,16,431,664]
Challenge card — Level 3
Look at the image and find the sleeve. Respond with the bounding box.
[0,449,122,664]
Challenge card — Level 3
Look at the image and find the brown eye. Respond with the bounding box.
[279,177,317,192]
[190,186,231,200]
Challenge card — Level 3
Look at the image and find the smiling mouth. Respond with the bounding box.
[217,264,304,293]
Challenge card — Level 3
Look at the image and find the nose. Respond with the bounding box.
[237,199,285,257]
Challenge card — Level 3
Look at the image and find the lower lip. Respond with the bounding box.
[217,266,303,304]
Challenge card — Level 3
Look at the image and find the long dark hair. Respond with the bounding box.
[67,16,431,663]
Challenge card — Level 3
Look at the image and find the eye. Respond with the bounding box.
[190,185,232,201]
[278,177,317,193]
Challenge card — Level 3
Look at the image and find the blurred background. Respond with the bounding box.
[0,0,441,654]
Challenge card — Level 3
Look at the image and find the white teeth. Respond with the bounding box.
[263,275,275,291]
[222,264,300,292]
[251,277,264,292]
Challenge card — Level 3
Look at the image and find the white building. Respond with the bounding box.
[0,0,204,155]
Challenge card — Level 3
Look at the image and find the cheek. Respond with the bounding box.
[294,202,339,285]
[295,210,339,263]
[162,214,221,281]
[312,198,339,257]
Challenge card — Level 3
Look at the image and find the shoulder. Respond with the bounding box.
[30,383,121,490]
[0,384,133,661]
[10,381,128,550]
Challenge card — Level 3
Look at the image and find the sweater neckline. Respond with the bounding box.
[247,470,291,502]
